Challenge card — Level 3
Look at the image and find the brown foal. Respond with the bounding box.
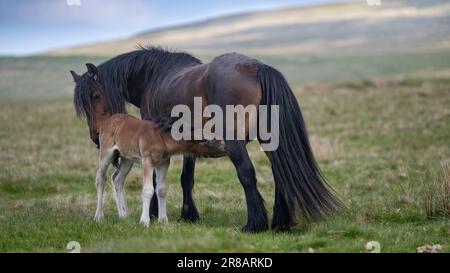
[93,113,225,226]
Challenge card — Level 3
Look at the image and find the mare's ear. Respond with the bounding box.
[70,70,81,82]
[85,63,98,81]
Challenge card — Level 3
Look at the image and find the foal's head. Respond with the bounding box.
[70,64,113,147]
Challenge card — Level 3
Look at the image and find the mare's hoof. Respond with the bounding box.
[180,210,200,223]
[241,222,268,233]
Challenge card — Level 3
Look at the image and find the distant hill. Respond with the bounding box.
[3,0,446,101]
[46,0,450,58]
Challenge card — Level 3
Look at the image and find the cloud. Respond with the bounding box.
[0,0,158,28]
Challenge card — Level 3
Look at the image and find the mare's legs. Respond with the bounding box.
[155,157,170,223]
[225,140,268,232]
[112,159,133,219]
[262,152,293,231]
[94,149,114,221]
[140,157,154,227]
[180,155,199,221]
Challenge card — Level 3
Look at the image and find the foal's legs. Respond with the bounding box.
[94,149,114,221]
[112,159,133,219]
[225,140,268,232]
[180,155,199,222]
[155,157,170,224]
[151,155,199,222]
[140,157,154,227]
[149,172,159,219]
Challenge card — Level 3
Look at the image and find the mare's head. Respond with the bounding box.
[70,63,114,147]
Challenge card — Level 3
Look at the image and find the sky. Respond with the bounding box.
[0,0,345,56]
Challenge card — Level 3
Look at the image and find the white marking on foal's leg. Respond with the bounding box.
[113,159,133,219]
[156,158,170,224]
[94,150,113,221]
[140,157,154,227]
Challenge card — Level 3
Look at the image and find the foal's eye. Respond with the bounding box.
[93,94,101,101]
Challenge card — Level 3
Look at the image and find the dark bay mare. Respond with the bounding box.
[70,47,342,232]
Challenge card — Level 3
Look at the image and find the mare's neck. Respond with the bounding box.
[99,49,201,111]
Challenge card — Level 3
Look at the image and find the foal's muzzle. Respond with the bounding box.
[92,134,100,149]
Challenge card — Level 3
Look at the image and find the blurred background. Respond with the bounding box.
[1,0,450,99]
[1,0,449,252]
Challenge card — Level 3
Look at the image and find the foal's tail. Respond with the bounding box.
[258,64,343,225]
[111,150,120,168]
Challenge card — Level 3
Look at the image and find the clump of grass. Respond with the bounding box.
[423,162,450,220]
[309,136,343,162]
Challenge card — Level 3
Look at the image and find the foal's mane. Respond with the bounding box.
[74,46,201,120]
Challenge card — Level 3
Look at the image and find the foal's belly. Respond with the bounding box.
[112,143,142,163]
[116,150,142,164]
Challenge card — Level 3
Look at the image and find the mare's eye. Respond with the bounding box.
[93,94,101,101]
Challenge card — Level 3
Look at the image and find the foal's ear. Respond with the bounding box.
[70,70,81,82]
[85,63,98,81]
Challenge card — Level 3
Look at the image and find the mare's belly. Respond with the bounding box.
[193,140,227,158]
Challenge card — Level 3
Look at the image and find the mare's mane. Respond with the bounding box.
[74,46,201,122]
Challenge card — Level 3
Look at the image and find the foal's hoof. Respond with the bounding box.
[118,211,128,219]
[158,217,169,225]
[93,214,104,222]
[118,215,127,220]
[140,218,150,227]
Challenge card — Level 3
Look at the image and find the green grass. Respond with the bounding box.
[0,56,108,101]
[0,69,449,252]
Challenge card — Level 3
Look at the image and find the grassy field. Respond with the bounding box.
[0,54,449,252]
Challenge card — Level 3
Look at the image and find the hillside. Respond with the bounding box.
[2,0,450,101]
[46,0,450,58]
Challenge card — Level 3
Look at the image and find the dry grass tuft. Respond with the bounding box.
[424,161,450,220]
[309,136,344,162]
